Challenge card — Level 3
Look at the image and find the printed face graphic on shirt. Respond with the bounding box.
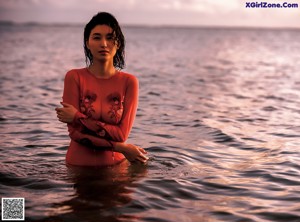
[80,90,124,124]
[80,90,97,118]
[107,92,124,123]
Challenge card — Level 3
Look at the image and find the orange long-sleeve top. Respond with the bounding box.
[62,68,139,166]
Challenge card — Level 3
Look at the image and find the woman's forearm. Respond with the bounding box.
[112,142,148,163]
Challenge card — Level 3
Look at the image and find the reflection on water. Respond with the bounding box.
[46,162,148,222]
[1,24,300,221]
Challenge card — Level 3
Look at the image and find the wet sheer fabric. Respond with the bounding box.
[62,68,139,166]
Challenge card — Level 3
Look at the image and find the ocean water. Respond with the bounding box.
[1,23,300,222]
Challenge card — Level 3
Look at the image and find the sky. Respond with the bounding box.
[0,0,299,28]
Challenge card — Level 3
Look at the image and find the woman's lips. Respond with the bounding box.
[98,50,109,54]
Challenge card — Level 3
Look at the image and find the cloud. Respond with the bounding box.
[0,0,299,28]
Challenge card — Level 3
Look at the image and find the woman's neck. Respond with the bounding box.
[88,61,116,79]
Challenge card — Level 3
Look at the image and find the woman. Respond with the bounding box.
[55,12,148,166]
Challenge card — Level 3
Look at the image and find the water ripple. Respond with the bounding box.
[1,25,300,222]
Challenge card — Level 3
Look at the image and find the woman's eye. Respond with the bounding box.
[106,35,115,40]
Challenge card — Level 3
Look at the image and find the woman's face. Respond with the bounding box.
[86,25,118,64]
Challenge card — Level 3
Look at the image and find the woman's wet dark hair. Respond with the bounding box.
[84,12,125,69]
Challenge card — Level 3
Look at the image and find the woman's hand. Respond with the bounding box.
[55,102,77,123]
[114,142,148,164]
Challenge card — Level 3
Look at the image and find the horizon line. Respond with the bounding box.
[0,20,299,31]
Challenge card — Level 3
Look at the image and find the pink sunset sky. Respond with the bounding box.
[0,0,299,28]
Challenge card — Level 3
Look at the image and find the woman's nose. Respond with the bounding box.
[100,39,107,48]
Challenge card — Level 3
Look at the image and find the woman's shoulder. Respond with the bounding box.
[65,68,86,76]
[64,68,87,80]
[119,71,138,83]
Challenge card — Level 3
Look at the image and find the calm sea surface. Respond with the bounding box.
[1,23,300,222]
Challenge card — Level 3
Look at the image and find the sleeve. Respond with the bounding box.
[78,76,139,142]
[62,70,113,149]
